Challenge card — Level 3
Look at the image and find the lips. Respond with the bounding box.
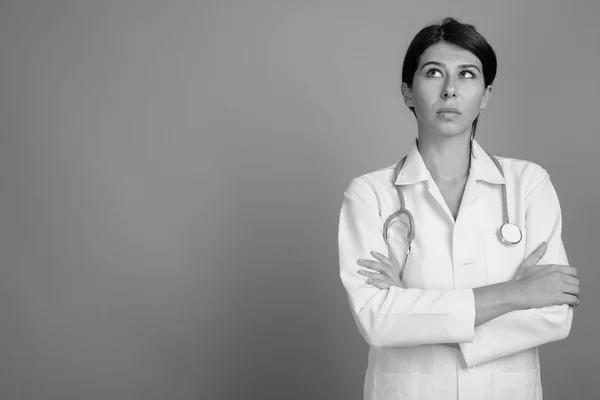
[437,107,461,114]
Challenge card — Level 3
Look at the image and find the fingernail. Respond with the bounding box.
[370,251,377,256]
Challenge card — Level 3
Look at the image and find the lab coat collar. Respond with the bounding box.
[393,139,506,186]
[469,139,506,184]
[393,139,430,185]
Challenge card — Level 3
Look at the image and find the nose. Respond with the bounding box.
[441,77,457,99]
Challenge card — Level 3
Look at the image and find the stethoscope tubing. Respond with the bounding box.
[383,156,412,245]
[383,150,522,251]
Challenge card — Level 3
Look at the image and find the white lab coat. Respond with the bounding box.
[338,140,573,400]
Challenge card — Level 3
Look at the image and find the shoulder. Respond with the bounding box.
[496,155,551,197]
[343,163,397,205]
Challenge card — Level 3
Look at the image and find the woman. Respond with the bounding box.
[338,18,579,400]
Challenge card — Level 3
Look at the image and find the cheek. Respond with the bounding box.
[412,99,436,122]
[412,87,441,112]
[463,83,486,102]
[463,91,485,112]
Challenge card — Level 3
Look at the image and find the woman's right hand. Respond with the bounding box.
[512,242,580,309]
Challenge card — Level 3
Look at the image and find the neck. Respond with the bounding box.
[417,133,472,183]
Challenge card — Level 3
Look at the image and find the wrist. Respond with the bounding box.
[502,280,526,311]
[473,280,524,326]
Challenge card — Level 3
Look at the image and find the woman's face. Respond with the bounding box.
[402,41,492,138]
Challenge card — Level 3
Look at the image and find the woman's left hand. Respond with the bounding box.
[357,251,405,289]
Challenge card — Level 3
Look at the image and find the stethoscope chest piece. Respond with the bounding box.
[499,222,522,245]
[384,148,524,251]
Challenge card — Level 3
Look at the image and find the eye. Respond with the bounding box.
[459,69,476,79]
[425,68,443,78]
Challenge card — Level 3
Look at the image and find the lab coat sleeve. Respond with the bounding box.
[460,170,573,367]
[339,178,476,348]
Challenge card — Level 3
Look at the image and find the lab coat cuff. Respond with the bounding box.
[459,340,489,367]
[443,289,476,344]
[458,289,477,342]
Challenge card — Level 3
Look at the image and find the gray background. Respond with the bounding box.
[1,0,598,399]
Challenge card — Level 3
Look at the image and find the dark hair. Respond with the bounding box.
[401,17,497,138]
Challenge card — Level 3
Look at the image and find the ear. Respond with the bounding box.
[479,85,492,110]
[401,82,414,107]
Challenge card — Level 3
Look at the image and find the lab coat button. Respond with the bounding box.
[467,366,477,373]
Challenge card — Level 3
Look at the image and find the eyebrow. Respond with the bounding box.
[421,61,482,74]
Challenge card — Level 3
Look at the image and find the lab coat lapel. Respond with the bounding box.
[395,139,504,224]
[425,179,457,223]
[461,140,507,210]
[394,140,456,222]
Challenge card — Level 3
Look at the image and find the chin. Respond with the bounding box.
[432,122,471,138]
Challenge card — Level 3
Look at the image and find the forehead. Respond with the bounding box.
[418,42,482,69]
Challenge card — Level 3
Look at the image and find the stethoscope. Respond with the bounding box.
[382,150,523,265]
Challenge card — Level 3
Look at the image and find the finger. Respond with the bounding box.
[366,278,391,290]
[370,251,394,268]
[373,250,408,282]
[562,283,580,296]
[521,242,547,267]
[537,264,573,277]
[558,293,580,307]
[559,265,578,277]
[563,275,579,286]
[368,277,404,289]
[357,259,393,276]
[359,270,403,289]
[357,270,384,280]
